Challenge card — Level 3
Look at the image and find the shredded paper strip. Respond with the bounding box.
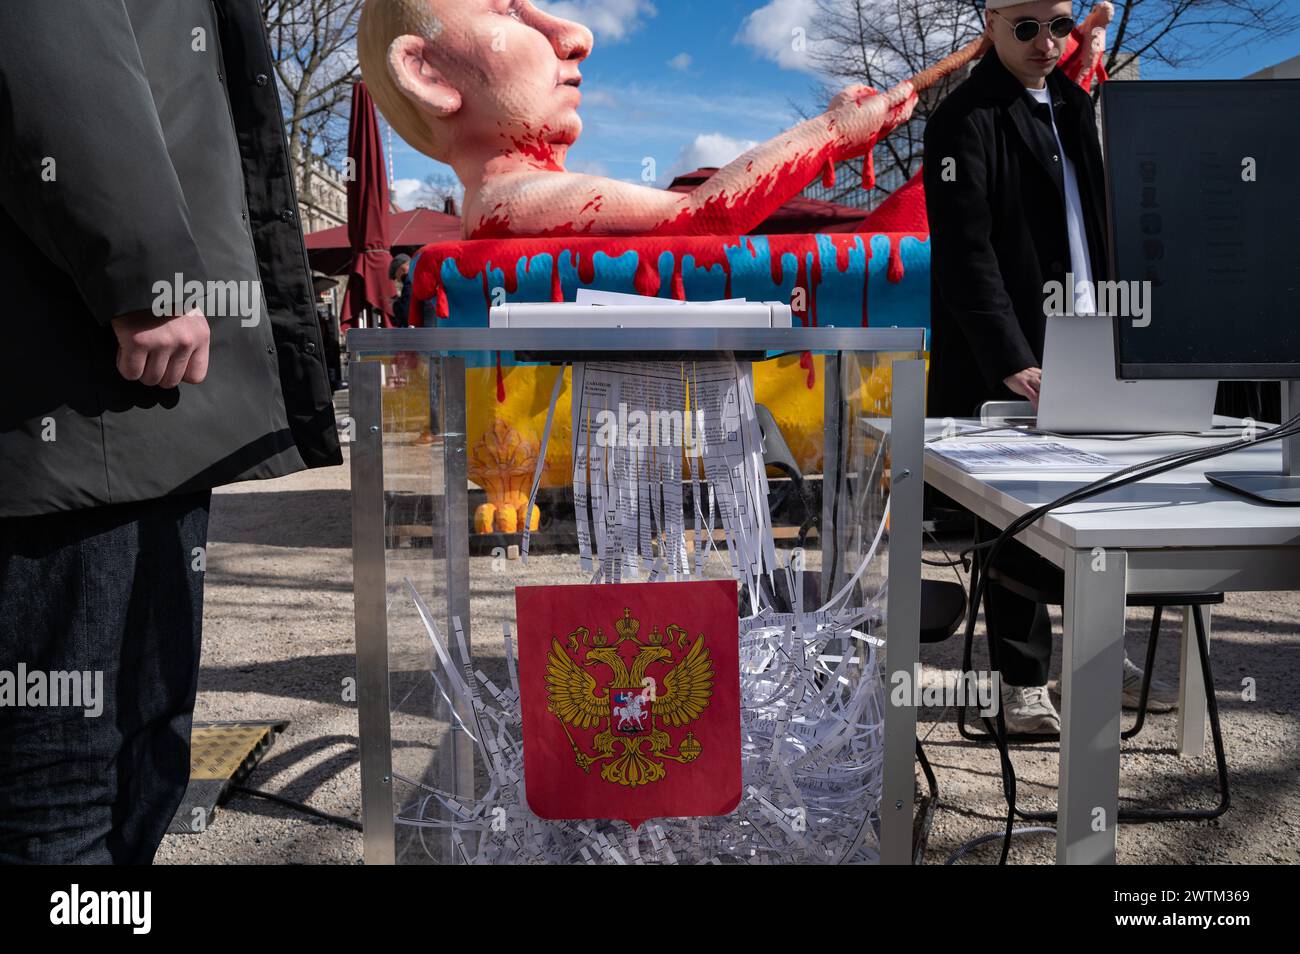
[396,359,890,863]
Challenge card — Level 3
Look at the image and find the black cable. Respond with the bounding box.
[916,737,939,801]
[951,417,1300,564]
[957,412,1300,862]
[1025,425,1244,441]
[914,737,940,864]
[229,784,364,832]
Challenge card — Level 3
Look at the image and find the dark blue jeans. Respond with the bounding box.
[0,491,210,863]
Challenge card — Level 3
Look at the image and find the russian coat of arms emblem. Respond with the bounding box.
[516,580,741,826]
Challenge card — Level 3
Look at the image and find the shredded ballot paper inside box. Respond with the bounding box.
[397,355,896,864]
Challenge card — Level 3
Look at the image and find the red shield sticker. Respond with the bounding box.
[515,579,741,828]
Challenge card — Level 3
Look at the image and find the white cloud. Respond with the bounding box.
[391,176,463,211]
[582,83,796,131]
[667,52,693,71]
[533,0,657,44]
[669,132,759,180]
[735,0,822,74]
[391,178,431,210]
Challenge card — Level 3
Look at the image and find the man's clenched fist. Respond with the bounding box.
[110,309,210,388]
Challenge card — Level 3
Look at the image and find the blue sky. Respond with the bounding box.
[387,0,1300,207]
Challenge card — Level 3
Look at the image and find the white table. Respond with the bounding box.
[924,419,1300,864]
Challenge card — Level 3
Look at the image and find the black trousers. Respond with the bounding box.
[0,490,210,863]
[976,518,1059,687]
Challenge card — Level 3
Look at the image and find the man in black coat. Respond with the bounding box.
[0,0,341,861]
[924,0,1174,732]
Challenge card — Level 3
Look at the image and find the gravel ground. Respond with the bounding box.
[155,397,1300,866]
[917,550,1300,865]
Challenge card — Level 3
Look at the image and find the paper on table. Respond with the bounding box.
[928,439,1117,472]
[575,288,748,307]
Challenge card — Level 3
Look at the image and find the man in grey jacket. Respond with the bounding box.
[0,0,341,862]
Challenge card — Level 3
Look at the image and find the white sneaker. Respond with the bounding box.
[998,683,1061,735]
[1122,656,1178,713]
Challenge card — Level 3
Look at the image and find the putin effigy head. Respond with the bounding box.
[358,0,593,169]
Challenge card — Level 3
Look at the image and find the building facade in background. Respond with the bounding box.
[294,150,348,234]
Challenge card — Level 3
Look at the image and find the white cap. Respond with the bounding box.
[985,0,1052,9]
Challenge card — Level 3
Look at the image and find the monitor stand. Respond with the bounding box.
[1206,381,1300,505]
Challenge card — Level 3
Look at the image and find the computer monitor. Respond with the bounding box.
[1102,79,1300,380]
[1101,79,1300,503]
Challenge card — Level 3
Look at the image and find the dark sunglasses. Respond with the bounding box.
[992,10,1075,43]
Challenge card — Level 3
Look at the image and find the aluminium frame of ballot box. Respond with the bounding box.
[346,325,926,864]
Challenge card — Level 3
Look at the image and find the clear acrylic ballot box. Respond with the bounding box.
[346,325,925,864]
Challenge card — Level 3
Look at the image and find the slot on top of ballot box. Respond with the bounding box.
[488,300,794,329]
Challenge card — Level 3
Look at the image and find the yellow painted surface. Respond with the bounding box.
[378,352,925,530]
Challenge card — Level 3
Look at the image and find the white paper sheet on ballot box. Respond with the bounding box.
[927,439,1117,472]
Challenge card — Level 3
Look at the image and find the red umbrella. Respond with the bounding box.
[305,208,462,276]
[340,81,392,330]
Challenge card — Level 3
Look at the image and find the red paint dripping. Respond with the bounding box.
[822,157,836,188]
[765,235,822,327]
[795,253,808,327]
[799,350,815,389]
[862,149,876,191]
[887,237,905,283]
[769,242,785,286]
[829,234,857,273]
[406,230,916,337]
[648,142,834,238]
[507,122,565,172]
[495,351,506,403]
[550,254,564,302]
[863,240,872,326]
[467,74,928,241]
[809,246,822,327]
[633,253,660,297]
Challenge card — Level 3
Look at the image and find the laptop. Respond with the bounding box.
[1036,316,1218,433]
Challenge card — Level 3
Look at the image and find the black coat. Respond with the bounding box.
[923,49,1110,419]
[0,0,341,517]
[392,273,412,329]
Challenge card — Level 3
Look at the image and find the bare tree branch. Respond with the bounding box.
[804,0,1299,209]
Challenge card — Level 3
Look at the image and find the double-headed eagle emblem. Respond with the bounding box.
[546,607,714,787]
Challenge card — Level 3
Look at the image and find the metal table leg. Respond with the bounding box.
[1058,546,1127,864]
[1177,604,1210,757]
